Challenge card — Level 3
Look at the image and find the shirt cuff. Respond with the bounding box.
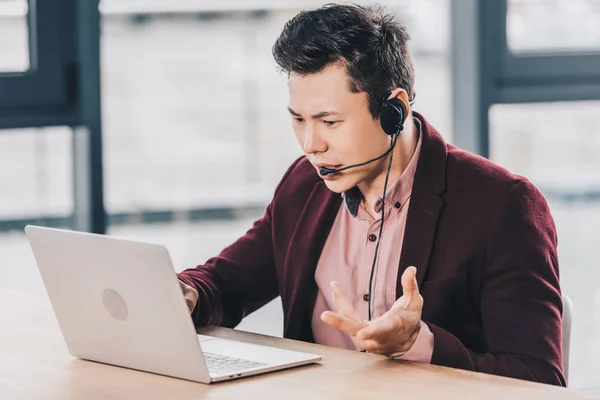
[391,321,434,363]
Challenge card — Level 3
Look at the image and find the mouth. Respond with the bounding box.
[314,163,342,170]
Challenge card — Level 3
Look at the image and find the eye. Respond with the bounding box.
[293,117,304,123]
[324,120,340,127]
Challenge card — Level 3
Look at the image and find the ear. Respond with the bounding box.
[385,88,411,114]
[381,88,411,136]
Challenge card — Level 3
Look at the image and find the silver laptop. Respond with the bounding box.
[24,225,321,384]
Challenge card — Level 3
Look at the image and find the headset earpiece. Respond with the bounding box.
[379,93,407,136]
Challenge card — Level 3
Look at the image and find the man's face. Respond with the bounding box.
[287,64,390,193]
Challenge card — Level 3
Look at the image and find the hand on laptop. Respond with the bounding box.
[179,280,199,314]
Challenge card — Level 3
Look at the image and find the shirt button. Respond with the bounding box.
[363,294,370,301]
[368,234,377,242]
[394,201,401,209]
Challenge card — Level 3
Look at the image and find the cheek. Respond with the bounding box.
[292,126,304,147]
[337,128,376,159]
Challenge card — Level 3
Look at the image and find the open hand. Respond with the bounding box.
[320,266,423,356]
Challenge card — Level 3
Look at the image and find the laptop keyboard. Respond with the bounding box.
[203,352,268,375]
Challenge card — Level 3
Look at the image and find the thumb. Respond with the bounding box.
[393,266,420,310]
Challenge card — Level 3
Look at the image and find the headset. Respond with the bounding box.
[319,92,410,176]
[320,90,413,321]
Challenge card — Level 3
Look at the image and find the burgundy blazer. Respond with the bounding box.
[178,112,564,386]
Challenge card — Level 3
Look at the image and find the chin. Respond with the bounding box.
[321,175,357,194]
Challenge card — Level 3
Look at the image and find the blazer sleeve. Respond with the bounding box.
[177,157,303,328]
[427,180,565,386]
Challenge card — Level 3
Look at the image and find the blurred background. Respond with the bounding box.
[1,0,599,392]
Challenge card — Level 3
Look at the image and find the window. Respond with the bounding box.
[495,0,600,86]
[0,127,73,229]
[100,2,452,217]
[507,0,600,54]
[0,0,30,72]
[491,101,600,390]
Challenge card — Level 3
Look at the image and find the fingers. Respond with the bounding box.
[354,313,418,355]
[354,318,395,354]
[355,338,385,353]
[321,311,364,336]
[323,271,423,357]
[355,314,396,341]
[185,300,194,313]
[330,281,360,321]
[179,280,199,314]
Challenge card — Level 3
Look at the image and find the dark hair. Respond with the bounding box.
[272,3,415,119]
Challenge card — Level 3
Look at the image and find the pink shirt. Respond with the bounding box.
[311,120,434,363]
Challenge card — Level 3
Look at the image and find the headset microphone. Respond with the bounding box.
[319,146,395,176]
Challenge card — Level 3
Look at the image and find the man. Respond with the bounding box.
[178,4,564,386]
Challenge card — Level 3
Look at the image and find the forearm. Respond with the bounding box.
[427,322,565,386]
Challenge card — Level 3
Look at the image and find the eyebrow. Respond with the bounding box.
[287,107,340,119]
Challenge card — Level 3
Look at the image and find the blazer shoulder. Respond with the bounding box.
[446,144,534,196]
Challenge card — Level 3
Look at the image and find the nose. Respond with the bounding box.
[302,124,327,155]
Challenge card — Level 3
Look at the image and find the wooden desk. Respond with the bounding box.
[1,291,597,400]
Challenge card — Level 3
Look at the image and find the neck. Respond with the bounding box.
[357,116,419,217]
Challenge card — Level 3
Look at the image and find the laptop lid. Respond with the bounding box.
[25,225,211,383]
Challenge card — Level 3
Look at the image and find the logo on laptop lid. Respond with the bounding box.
[101,288,129,321]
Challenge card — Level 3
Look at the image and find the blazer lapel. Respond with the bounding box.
[397,113,448,297]
[283,182,342,341]
[397,190,444,293]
